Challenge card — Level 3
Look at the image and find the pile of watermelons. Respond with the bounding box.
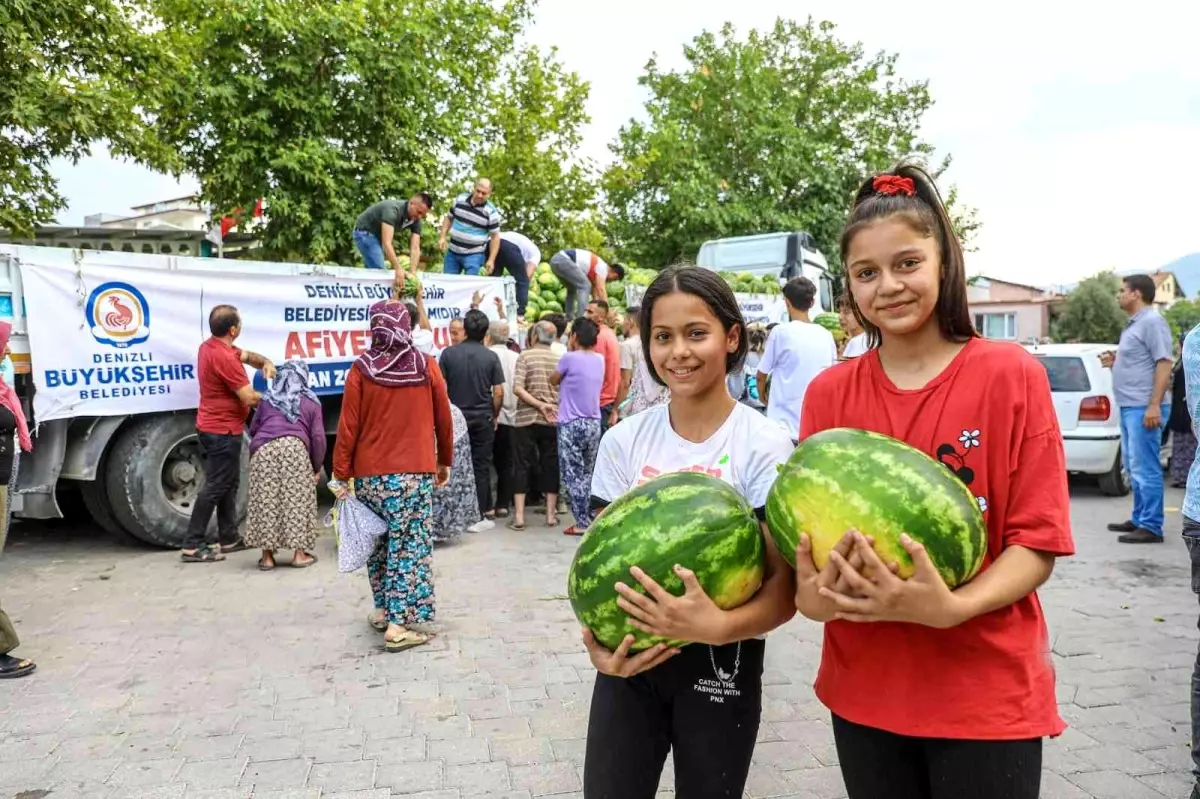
[717,271,782,296]
[524,262,659,324]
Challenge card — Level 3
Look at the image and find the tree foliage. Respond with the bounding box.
[1164,299,1200,343]
[469,46,597,257]
[0,0,178,234]
[1052,272,1127,344]
[151,0,533,265]
[601,17,976,269]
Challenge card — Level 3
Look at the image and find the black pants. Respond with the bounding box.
[831,713,1042,799]
[182,432,243,551]
[463,412,495,519]
[512,424,559,495]
[492,424,515,513]
[583,639,763,799]
[600,403,614,434]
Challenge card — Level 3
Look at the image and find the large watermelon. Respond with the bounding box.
[567,472,766,651]
[765,428,987,588]
[538,273,561,289]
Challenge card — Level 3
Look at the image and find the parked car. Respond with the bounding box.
[1025,342,1170,496]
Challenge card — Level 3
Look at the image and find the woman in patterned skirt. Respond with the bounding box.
[331,301,453,652]
[0,322,35,679]
[245,360,326,570]
[431,403,481,544]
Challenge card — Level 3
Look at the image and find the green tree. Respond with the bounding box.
[1164,299,1200,343]
[1052,272,1126,344]
[468,46,597,258]
[0,0,178,234]
[152,0,531,265]
[601,17,976,268]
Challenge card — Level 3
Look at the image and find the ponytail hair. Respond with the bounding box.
[839,162,977,347]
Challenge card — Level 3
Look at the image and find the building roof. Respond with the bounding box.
[129,194,201,211]
[975,275,1053,294]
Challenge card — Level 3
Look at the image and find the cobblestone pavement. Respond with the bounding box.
[0,480,1197,799]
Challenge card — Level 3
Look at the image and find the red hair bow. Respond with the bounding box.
[873,175,916,197]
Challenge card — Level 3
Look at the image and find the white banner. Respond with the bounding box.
[625,284,787,327]
[19,254,505,422]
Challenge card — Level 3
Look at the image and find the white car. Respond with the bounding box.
[1025,342,1172,496]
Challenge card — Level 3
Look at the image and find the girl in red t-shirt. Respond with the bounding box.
[794,164,1075,799]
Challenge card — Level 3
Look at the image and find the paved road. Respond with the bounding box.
[0,481,1197,799]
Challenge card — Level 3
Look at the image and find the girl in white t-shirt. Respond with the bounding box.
[579,265,797,798]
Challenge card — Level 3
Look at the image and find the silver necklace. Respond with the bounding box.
[708,641,741,683]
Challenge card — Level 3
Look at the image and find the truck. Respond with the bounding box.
[0,243,516,548]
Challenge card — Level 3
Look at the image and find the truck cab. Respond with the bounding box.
[696,231,838,315]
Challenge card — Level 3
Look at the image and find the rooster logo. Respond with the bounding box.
[103,296,134,330]
[87,282,151,348]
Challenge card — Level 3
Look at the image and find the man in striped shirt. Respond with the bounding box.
[438,178,502,276]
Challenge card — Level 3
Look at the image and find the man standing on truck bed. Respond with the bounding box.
[353,193,433,275]
[438,178,502,276]
[181,305,277,563]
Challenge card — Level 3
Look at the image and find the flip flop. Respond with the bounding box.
[545,517,559,528]
[0,654,36,679]
[257,557,276,571]
[385,630,432,652]
[182,548,225,563]
[368,612,388,632]
[506,520,526,531]
[292,553,318,569]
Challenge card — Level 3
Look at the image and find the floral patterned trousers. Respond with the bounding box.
[356,473,435,627]
[558,418,601,531]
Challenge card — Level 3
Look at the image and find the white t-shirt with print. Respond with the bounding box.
[591,402,794,511]
[757,319,837,437]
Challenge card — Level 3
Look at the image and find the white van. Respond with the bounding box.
[696,231,837,315]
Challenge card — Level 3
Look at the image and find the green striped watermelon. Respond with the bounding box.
[765,428,987,588]
[567,472,765,651]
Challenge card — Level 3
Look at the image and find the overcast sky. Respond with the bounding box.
[50,0,1199,287]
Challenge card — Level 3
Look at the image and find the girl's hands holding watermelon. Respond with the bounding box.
[819,531,966,629]
[613,565,729,646]
[794,531,876,622]
[581,629,680,678]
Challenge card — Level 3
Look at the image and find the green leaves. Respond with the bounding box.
[1052,273,1127,345]
[601,16,975,270]
[1,0,178,234]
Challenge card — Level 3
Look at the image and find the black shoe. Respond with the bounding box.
[1118,528,1164,544]
[1107,520,1137,533]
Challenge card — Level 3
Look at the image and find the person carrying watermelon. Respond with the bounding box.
[577,265,803,798]
[792,163,1075,799]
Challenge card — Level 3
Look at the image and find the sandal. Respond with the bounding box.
[181,548,225,563]
[545,516,559,528]
[496,509,509,518]
[221,539,250,554]
[257,557,276,571]
[368,611,388,632]
[385,630,432,652]
[562,525,583,537]
[506,520,526,531]
[0,654,36,679]
[292,553,318,569]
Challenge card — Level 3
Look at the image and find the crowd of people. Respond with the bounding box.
[17,163,1200,799]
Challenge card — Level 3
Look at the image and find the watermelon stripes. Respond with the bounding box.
[567,472,765,651]
[765,428,987,588]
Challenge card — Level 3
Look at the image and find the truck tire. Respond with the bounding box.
[81,478,130,539]
[1098,447,1131,497]
[104,414,249,548]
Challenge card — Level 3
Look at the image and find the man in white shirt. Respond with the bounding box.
[755,277,837,439]
[488,320,521,520]
[495,230,541,323]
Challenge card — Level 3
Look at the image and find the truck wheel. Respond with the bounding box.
[104,414,248,548]
[81,478,130,539]
[1098,447,1131,497]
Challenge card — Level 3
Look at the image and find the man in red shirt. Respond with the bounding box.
[181,305,276,562]
[586,300,621,432]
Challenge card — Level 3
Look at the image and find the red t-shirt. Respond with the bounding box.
[596,326,621,408]
[196,337,250,435]
[798,337,1075,740]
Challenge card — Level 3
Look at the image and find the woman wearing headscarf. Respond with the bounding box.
[245,360,327,570]
[1170,331,1197,488]
[0,322,35,678]
[331,301,453,652]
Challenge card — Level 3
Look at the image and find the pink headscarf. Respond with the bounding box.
[354,301,429,387]
[0,323,32,452]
